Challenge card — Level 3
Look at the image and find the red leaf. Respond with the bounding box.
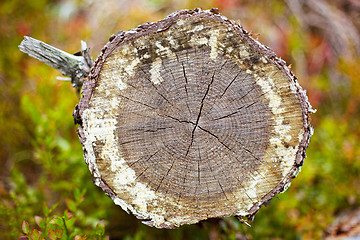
[55,228,63,238]
[34,216,44,228]
[22,221,30,235]
[31,229,41,240]
[48,229,57,240]
[96,220,105,236]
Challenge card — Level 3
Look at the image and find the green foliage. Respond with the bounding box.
[1,0,360,239]
[20,191,108,240]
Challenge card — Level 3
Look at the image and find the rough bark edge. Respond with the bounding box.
[73,8,313,227]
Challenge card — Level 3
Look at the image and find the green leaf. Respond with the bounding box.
[35,216,45,229]
[64,210,73,220]
[95,220,105,236]
[49,216,63,226]
[43,202,58,217]
[74,188,81,201]
[22,221,30,235]
[65,199,77,212]
[49,203,59,214]
[43,203,49,217]
[74,188,86,204]
[48,229,57,240]
[55,228,63,238]
[65,217,76,230]
[31,228,41,240]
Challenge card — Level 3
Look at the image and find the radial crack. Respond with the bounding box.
[155,161,175,192]
[119,94,195,125]
[218,181,229,200]
[213,105,245,121]
[118,94,156,110]
[197,125,232,151]
[138,66,183,113]
[186,68,216,157]
[128,149,161,167]
[181,61,192,115]
[220,71,241,98]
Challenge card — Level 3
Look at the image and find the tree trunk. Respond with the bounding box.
[73,9,313,228]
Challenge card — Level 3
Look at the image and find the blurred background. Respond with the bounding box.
[1,0,360,239]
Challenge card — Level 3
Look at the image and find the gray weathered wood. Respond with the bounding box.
[19,36,93,87]
[74,9,313,228]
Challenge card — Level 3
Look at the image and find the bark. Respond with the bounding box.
[74,9,313,228]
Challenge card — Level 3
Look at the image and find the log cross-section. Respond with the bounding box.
[74,9,312,228]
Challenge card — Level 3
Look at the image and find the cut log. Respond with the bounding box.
[73,8,313,228]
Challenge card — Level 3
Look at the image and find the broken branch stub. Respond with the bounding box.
[74,9,313,228]
[19,36,93,87]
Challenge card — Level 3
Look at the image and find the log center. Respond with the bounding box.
[115,46,272,202]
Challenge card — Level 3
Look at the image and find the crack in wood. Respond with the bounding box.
[212,89,272,121]
[138,65,183,114]
[220,71,242,98]
[186,60,228,157]
[197,125,232,151]
[180,57,192,115]
[155,160,175,192]
[128,149,161,168]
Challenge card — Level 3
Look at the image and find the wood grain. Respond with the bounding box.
[74,8,313,228]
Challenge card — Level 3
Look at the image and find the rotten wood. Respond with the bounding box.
[73,8,313,228]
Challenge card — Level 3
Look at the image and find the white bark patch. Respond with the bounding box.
[209,30,220,59]
[176,19,185,25]
[149,58,164,84]
[191,24,204,32]
[101,64,128,90]
[143,53,151,59]
[246,170,266,199]
[155,41,173,57]
[82,94,121,178]
[166,35,178,48]
[113,163,136,185]
[101,46,141,90]
[124,56,140,77]
[132,182,158,212]
[81,110,100,177]
[168,215,199,227]
[226,46,233,53]
[82,79,165,226]
[197,37,209,45]
[240,50,250,58]
[251,65,303,178]
[261,57,268,64]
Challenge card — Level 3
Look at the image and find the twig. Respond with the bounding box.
[18,36,93,87]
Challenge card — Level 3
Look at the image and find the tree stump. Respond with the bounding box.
[74,9,313,228]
